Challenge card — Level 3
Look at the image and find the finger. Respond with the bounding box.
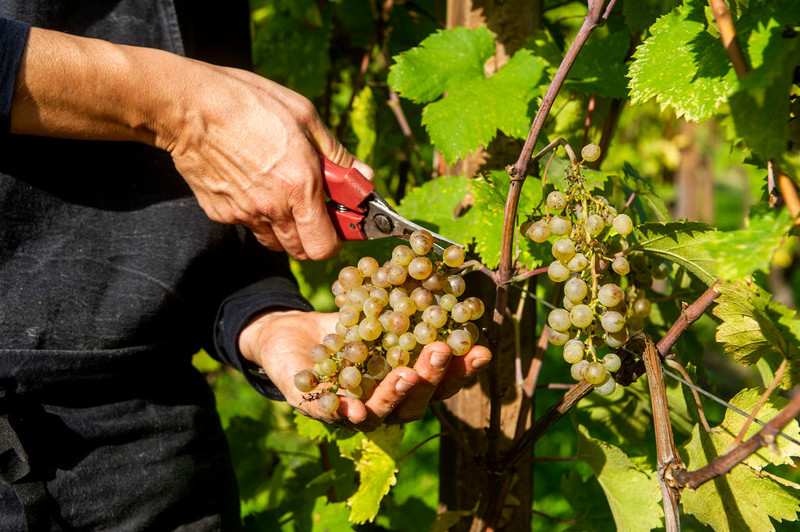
[431,345,492,402]
[249,222,286,254]
[360,367,419,429]
[386,342,453,423]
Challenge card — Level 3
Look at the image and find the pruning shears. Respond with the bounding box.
[322,158,461,255]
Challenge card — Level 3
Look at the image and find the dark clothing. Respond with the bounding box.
[0,1,308,529]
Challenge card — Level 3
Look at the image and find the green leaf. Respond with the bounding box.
[622,0,682,32]
[431,511,472,532]
[713,281,800,377]
[566,31,631,98]
[547,157,614,192]
[294,410,351,442]
[628,1,738,122]
[396,175,472,244]
[339,425,404,524]
[679,423,800,531]
[700,208,793,280]
[631,221,719,285]
[389,27,545,163]
[575,424,663,531]
[620,162,672,223]
[561,471,616,532]
[351,86,377,165]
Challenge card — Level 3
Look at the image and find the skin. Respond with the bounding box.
[10,27,493,429]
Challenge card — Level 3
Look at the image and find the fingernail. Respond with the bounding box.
[472,357,491,370]
[396,377,415,393]
[430,351,451,369]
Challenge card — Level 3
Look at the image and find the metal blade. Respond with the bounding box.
[362,191,461,255]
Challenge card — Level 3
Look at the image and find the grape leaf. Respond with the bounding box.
[561,471,616,532]
[339,425,404,524]
[566,31,631,98]
[620,162,672,223]
[700,208,792,280]
[389,26,545,163]
[631,221,719,285]
[546,156,614,192]
[679,423,800,531]
[622,0,681,32]
[396,175,472,244]
[575,424,663,531]
[351,86,376,165]
[294,410,351,442]
[712,388,800,471]
[713,281,800,381]
[628,1,738,122]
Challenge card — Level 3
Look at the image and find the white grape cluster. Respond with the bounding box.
[520,144,655,395]
[294,230,485,414]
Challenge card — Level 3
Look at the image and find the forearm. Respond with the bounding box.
[10,26,187,146]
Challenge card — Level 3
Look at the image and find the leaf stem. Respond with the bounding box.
[729,357,788,449]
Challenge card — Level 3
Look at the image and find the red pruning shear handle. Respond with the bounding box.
[322,158,461,255]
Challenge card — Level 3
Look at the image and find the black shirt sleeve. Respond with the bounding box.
[0,17,30,134]
[214,276,314,400]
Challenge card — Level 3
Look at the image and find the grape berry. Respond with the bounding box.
[295,230,484,415]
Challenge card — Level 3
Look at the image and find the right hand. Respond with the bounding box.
[157,63,373,260]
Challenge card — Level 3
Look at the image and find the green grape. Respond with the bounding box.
[387,311,411,335]
[584,362,607,385]
[594,376,617,396]
[547,191,567,212]
[439,293,457,311]
[346,286,370,311]
[633,297,651,318]
[389,288,408,308]
[294,369,319,393]
[408,257,433,280]
[451,302,472,323]
[548,328,570,346]
[602,353,622,372]
[528,220,552,243]
[318,358,338,377]
[318,391,340,414]
[443,245,466,268]
[601,311,626,333]
[344,341,369,363]
[570,304,594,329]
[387,263,407,285]
[611,256,630,275]
[334,292,348,308]
[367,355,391,380]
[605,330,628,349]
[581,143,601,162]
[444,275,466,297]
[392,245,414,266]
[613,214,633,236]
[339,306,360,328]
[422,305,448,329]
[381,332,399,349]
[344,385,363,399]
[548,309,571,332]
[652,261,670,280]
[339,366,362,389]
[567,253,589,272]
[464,297,485,319]
[343,325,362,343]
[410,287,434,311]
[552,238,576,262]
[362,296,385,318]
[447,329,473,356]
[562,339,585,364]
[370,287,390,305]
[309,344,330,363]
[398,332,417,351]
[570,360,589,381]
[392,296,417,316]
[338,266,363,289]
[358,317,382,341]
[562,296,575,311]
[371,267,391,288]
[564,277,588,302]
[409,230,435,255]
[414,322,437,345]
[357,256,379,277]
[359,374,378,400]
[422,272,445,291]
[585,214,604,237]
[386,346,410,368]
[462,322,480,343]
[519,220,533,238]
[597,283,624,307]
[322,333,344,353]
[549,215,573,236]
[548,261,570,283]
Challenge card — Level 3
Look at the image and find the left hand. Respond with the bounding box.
[238,309,492,431]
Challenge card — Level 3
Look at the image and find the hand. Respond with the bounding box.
[156,64,372,260]
[11,28,371,260]
[238,310,492,431]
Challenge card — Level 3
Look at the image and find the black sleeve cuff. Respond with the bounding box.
[214,276,314,400]
[0,17,30,134]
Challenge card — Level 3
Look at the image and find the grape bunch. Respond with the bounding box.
[294,230,485,415]
[520,143,660,395]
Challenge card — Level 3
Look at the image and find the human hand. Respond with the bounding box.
[156,64,372,260]
[238,310,492,431]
